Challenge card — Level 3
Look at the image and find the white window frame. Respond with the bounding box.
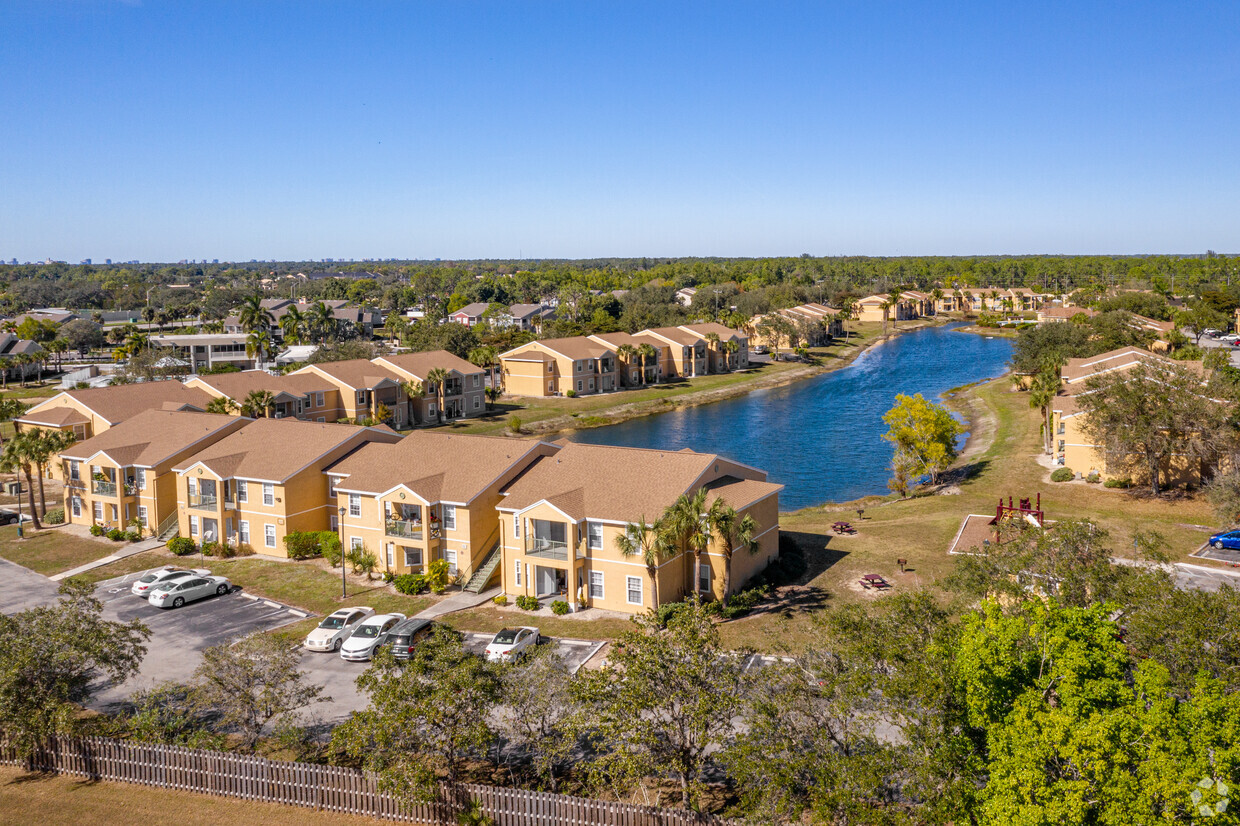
[330,514,338,530]
[189,514,199,536]
[137,505,148,527]
[69,460,80,481]
[444,548,457,575]
[349,493,361,518]
[699,563,711,593]
[71,496,82,518]
[441,504,456,531]
[264,523,276,548]
[350,536,363,551]
[514,559,522,587]
[587,521,603,551]
[135,468,147,490]
[473,397,480,409]
[404,547,422,568]
[513,514,520,537]
[239,520,250,544]
[386,543,394,567]
[237,479,247,503]
[589,570,604,599]
[315,392,325,407]
[626,575,643,606]
[262,483,274,506]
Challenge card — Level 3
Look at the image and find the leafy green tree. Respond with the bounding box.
[127,681,225,749]
[499,645,578,792]
[882,392,963,488]
[572,601,747,809]
[204,395,240,415]
[615,515,667,607]
[333,625,502,800]
[61,318,104,356]
[0,578,149,757]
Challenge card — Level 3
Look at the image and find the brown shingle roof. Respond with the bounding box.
[1061,347,1168,385]
[678,323,746,341]
[702,476,783,511]
[25,381,213,425]
[188,370,332,402]
[328,432,546,503]
[374,350,482,380]
[61,410,244,467]
[642,326,700,346]
[293,359,403,390]
[18,406,90,427]
[503,337,610,361]
[173,418,394,481]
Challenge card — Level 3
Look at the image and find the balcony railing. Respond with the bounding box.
[385,519,423,540]
[525,537,569,561]
[91,481,116,496]
[188,494,218,510]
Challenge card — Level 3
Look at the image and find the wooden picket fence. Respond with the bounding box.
[0,734,734,825]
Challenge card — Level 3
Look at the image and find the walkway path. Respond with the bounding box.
[413,586,500,619]
[1112,557,1240,593]
[50,537,165,582]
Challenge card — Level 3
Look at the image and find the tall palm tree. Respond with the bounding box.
[14,354,31,387]
[468,346,498,391]
[0,357,11,390]
[400,380,423,424]
[638,343,657,385]
[238,294,274,333]
[930,287,945,315]
[309,301,336,342]
[26,428,74,517]
[615,516,667,608]
[662,489,710,600]
[241,389,275,418]
[887,289,903,329]
[1029,362,1062,453]
[205,396,240,415]
[425,367,448,423]
[724,339,740,371]
[0,431,43,529]
[706,500,759,599]
[879,299,893,336]
[246,330,272,366]
[279,305,308,344]
[0,395,26,450]
[964,290,975,316]
[703,332,720,374]
[47,338,68,372]
[141,306,156,334]
[615,344,637,387]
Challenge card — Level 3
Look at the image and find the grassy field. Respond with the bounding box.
[439,602,636,641]
[0,525,122,577]
[0,766,389,826]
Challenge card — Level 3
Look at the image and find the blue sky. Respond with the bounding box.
[3,1,1239,261]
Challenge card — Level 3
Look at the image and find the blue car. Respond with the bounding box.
[1209,530,1240,550]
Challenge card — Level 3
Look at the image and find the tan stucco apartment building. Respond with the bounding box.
[59,410,248,535]
[372,350,487,422]
[495,441,782,614]
[326,432,555,586]
[184,370,342,421]
[171,419,400,554]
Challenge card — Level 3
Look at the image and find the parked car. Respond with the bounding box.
[147,574,232,608]
[485,626,542,662]
[752,345,769,355]
[0,509,31,526]
[303,607,375,652]
[340,613,407,662]
[1209,530,1240,550]
[385,617,453,660]
[1203,328,1222,337]
[131,567,208,597]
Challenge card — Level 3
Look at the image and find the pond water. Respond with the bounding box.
[564,325,1014,511]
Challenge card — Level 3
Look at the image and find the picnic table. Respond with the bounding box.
[860,574,891,590]
[832,521,856,535]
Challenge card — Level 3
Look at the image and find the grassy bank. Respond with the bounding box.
[0,525,122,577]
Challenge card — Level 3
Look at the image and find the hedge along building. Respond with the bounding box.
[170,418,401,554]
[495,441,782,614]
[325,432,556,587]
[58,410,248,534]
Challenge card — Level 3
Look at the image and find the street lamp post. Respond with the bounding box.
[13,480,22,539]
[338,506,347,599]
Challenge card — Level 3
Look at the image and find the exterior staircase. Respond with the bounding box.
[464,544,502,593]
[155,511,180,543]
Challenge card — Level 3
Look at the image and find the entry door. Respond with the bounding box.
[535,566,557,597]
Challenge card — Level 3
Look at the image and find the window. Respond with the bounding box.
[330,514,338,530]
[587,522,603,550]
[237,480,247,503]
[316,417,325,423]
[264,524,276,548]
[386,543,394,567]
[472,375,480,387]
[589,571,604,599]
[350,536,363,551]
[441,505,456,531]
[189,515,199,536]
[71,497,81,518]
[699,563,711,593]
[404,547,422,567]
[349,494,361,517]
[588,378,594,390]
[315,392,324,407]
[473,397,480,409]
[69,460,80,481]
[239,520,250,543]
[187,477,197,497]
[444,548,457,574]
[547,382,554,392]
[576,380,583,392]
[513,514,520,537]
[356,390,367,405]
[135,469,146,490]
[137,505,148,527]
[626,576,643,605]
[514,560,522,586]
[262,483,274,506]
[429,405,436,416]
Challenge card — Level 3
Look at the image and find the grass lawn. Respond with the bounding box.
[0,525,122,577]
[0,766,389,826]
[439,603,636,641]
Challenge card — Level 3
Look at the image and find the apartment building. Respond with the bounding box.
[327,433,555,586]
[372,350,487,422]
[184,370,342,420]
[59,410,247,535]
[17,381,214,443]
[288,359,408,425]
[149,333,257,373]
[500,337,618,397]
[584,332,668,387]
[171,419,401,554]
[496,442,782,614]
[639,327,708,377]
[750,304,842,349]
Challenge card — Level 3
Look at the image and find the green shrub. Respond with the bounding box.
[284,531,323,560]
[1050,467,1075,482]
[654,600,694,628]
[43,507,64,525]
[550,599,570,615]
[199,540,220,556]
[106,528,125,541]
[719,585,770,620]
[1104,477,1132,489]
[565,389,577,398]
[1085,472,1101,484]
[492,594,508,606]
[382,571,395,583]
[321,533,343,567]
[507,415,522,434]
[235,542,256,557]
[352,550,378,578]
[425,558,451,593]
[89,524,105,537]
[515,594,540,611]
[168,537,197,556]
[124,530,141,542]
[392,573,427,595]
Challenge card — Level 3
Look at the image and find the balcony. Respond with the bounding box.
[385,519,424,540]
[188,494,218,510]
[525,537,569,561]
[91,480,116,497]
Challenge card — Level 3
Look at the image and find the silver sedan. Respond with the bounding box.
[148,575,232,609]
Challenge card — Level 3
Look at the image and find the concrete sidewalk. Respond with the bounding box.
[51,537,166,581]
[413,586,500,619]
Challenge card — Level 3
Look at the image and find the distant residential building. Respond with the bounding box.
[448,302,490,327]
[675,287,697,307]
[150,333,257,373]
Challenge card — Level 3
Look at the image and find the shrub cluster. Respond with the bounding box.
[515,594,540,611]
[89,524,105,537]
[392,573,428,595]
[167,536,197,556]
[1104,477,1132,489]
[550,599,570,615]
[43,507,64,525]
[492,594,508,606]
[1051,467,1075,482]
[283,530,340,561]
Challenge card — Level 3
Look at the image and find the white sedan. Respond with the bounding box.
[147,574,232,609]
[303,607,375,653]
[485,626,542,662]
[131,567,209,598]
[340,613,406,662]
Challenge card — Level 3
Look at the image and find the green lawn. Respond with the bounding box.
[440,602,636,641]
[0,525,123,577]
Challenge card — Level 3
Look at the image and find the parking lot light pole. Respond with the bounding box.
[338,506,347,599]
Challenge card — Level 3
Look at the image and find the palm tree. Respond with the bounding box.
[485,385,501,410]
[205,396,240,415]
[638,343,657,385]
[887,289,903,328]
[241,390,275,418]
[706,500,759,599]
[953,288,964,314]
[238,294,274,333]
[246,330,272,366]
[662,489,710,600]
[615,344,637,387]
[0,395,25,450]
[46,338,68,373]
[202,319,226,334]
[279,305,308,344]
[0,357,11,390]
[425,367,448,423]
[964,290,975,316]
[468,346,498,391]
[0,431,43,529]
[930,287,944,316]
[26,428,74,517]
[14,354,31,387]
[153,309,171,333]
[309,301,336,342]
[615,516,667,608]
[1029,363,1062,453]
[879,299,893,336]
[141,306,156,334]
[724,339,740,371]
[400,379,423,423]
[702,332,720,374]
